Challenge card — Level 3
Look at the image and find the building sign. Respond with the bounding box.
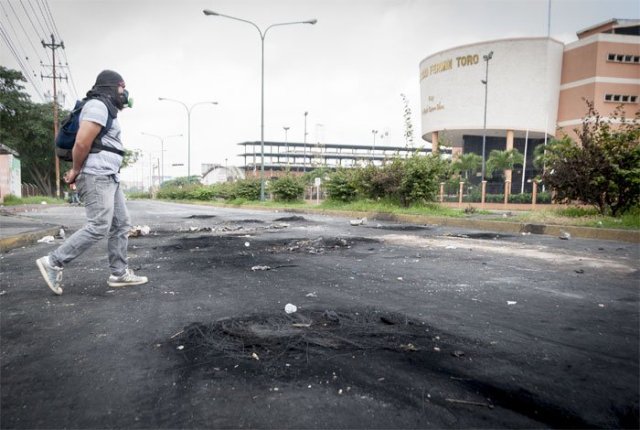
[420,53,480,81]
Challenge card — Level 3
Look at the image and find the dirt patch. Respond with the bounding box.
[368,224,432,231]
[185,214,217,219]
[274,215,308,222]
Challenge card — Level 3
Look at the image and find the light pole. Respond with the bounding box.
[141,132,182,184]
[203,9,317,200]
[481,51,493,181]
[283,126,290,167]
[303,111,308,172]
[158,97,218,180]
[371,129,378,163]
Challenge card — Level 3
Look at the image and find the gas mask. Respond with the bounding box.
[116,89,133,109]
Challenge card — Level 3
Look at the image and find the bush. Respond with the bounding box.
[269,175,304,201]
[325,169,358,202]
[398,155,450,207]
[541,102,640,216]
[234,179,261,201]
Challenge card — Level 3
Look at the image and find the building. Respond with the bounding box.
[0,143,21,201]
[237,141,438,177]
[558,19,640,139]
[419,18,639,192]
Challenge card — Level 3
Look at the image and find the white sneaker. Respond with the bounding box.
[36,256,63,295]
[107,269,148,287]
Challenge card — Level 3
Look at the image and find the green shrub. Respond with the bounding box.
[234,179,261,201]
[269,175,304,201]
[325,169,358,202]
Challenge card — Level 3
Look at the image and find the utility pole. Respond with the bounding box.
[41,34,67,198]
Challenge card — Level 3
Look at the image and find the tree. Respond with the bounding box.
[451,153,482,180]
[400,93,414,148]
[486,149,524,180]
[541,102,640,216]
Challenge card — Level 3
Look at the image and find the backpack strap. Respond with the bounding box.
[89,104,125,157]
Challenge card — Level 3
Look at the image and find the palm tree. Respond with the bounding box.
[486,149,524,180]
[452,153,482,180]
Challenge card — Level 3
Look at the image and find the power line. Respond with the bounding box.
[6,0,46,66]
[1,0,43,87]
[0,26,46,101]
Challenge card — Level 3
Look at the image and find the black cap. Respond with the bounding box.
[94,70,125,87]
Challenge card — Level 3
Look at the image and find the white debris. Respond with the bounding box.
[305,292,318,298]
[251,352,260,361]
[37,235,55,244]
[445,245,457,249]
[58,228,66,239]
[129,225,151,237]
[350,217,367,226]
[559,231,571,240]
[251,265,271,271]
[40,201,47,205]
[177,345,184,350]
[507,301,517,305]
[244,242,250,247]
[284,303,298,314]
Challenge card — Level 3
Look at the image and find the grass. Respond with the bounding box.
[510,206,640,229]
[2,195,66,206]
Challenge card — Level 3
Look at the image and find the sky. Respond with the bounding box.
[2,0,639,185]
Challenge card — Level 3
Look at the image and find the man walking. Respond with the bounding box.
[36,70,148,295]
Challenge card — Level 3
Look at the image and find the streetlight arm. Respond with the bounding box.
[203,10,263,37]
[264,19,317,37]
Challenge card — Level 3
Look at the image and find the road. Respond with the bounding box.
[1,200,638,429]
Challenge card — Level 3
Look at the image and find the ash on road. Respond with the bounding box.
[1,201,638,429]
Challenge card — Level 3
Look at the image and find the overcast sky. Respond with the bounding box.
[2,0,638,182]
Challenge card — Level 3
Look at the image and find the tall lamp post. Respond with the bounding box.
[283,126,290,167]
[203,9,317,200]
[141,132,182,184]
[371,129,378,163]
[480,51,493,181]
[158,98,217,180]
[303,111,308,172]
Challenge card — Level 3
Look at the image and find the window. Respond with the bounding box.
[607,53,640,64]
[604,93,639,104]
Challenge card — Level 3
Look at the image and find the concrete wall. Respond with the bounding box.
[0,154,22,201]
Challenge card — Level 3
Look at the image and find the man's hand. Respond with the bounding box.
[63,168,79,184]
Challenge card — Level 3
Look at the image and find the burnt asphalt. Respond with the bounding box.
[1,200,638,429]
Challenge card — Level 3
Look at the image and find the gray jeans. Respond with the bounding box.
[50,173,131,276]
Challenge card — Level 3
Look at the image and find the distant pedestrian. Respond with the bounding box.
[36,70,148,295]
[68,183,81,205]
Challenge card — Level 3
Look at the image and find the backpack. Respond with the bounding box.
[55,99,125,161]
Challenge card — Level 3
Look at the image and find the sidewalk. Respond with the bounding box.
[0,209,63,252]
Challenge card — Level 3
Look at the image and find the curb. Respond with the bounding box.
[206,203,640,243]
[0,226,63,253]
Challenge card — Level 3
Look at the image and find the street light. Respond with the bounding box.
[481,51,493,181]
[140,132,182,184]
[283,126,290,167]
[371,129,378,163]
[203,9,317,200]
[158,97,218,180]
[303,111,308,172]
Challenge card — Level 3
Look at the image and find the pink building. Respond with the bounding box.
[557,19,640,140]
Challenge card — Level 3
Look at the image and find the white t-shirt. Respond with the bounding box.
[79,99,124,178]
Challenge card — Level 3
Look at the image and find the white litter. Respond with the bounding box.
[251,265,271,271]
[284,303,297,314]
[177,345,184,350]
[58,228,66,239]
[40,201,47,205]
[251,352,260,361]
[129,225,151,237]
[37,235,55,244]
[350,217,367,226]
[244,242,250,247]
[305,292,318,298]
[445,245,457,249]
[507,301,517,305]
